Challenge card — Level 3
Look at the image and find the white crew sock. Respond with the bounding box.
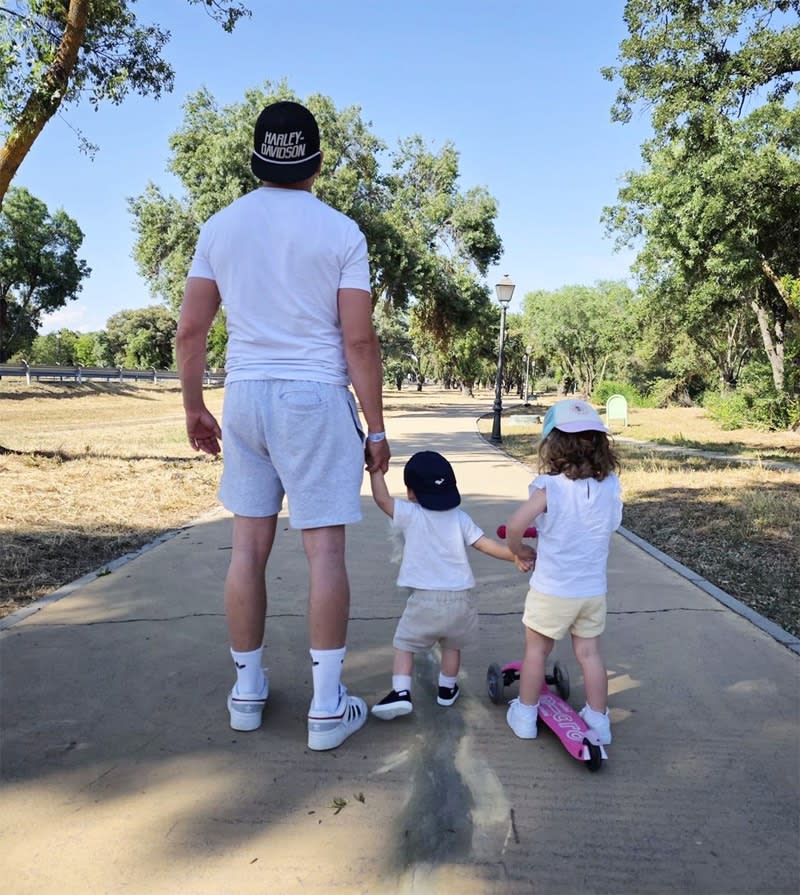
[230,647,266,695]
[392,674,412,694]
[439,672,458,690]
[310,647,346,713]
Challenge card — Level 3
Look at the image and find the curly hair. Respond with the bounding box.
[538,429,619,481]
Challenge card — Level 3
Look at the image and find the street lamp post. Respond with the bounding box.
[490,274,515,443]
[524,343,532,405]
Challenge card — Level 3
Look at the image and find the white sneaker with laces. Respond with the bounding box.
[507,697,539,739]
[579,705,612,744]
[227,675,269,732]
[308,687,368,751]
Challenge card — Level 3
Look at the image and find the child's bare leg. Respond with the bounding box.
[392,648,414,677]
[572,634,607,712]
[519,626,554,705]
[440,647,460,678]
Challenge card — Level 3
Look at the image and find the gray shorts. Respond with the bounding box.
[218,379,365,528]
[393,589,478,653]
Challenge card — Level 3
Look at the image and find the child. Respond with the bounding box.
[504,399,622,744]
[369,450,532,719]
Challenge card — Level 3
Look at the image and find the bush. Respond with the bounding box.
[703,388,800,430]
[592,380,646,407]
[532,375,559,394]
[648,377,695,408]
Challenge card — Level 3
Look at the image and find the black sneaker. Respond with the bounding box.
[371,689,413,720]
[437,683,460,707]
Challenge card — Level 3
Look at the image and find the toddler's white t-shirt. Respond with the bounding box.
[392,499,483,591]
[530,473,622,598]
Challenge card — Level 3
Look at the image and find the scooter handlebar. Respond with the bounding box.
[496,525,537,540]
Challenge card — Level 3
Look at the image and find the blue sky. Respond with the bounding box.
[15,0,652,333]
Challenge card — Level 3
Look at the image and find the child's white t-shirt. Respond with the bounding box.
[391,499,483,591]
[529,473,622,598]
[188,187,371,386]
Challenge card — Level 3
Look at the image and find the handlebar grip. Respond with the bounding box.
[496,525,537,539]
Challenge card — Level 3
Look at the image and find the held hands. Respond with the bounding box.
[365,437,390,473]
[185,407,222,455]
[513,545,536,573]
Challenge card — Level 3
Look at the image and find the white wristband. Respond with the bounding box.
[367,431,386,443]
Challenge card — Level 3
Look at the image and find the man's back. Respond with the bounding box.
[190,186,370,385]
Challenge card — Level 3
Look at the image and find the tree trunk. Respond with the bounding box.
[751,292,786,394]
[0,0,90,209]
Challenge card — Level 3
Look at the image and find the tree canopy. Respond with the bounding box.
[604,0,799,410]
[0,185,89,360]
[0,0,251,206]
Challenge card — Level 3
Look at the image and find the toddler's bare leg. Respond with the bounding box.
[392,648,414,676]
[519,627,553,705]
[572,634,608,712]
[440,647,460,678]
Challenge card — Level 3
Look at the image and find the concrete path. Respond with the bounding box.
[2,391,798,895]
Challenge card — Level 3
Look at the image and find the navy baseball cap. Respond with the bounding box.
[403,451,461,511]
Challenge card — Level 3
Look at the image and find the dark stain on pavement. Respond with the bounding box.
[394,652,474,868]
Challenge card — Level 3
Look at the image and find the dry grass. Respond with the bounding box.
[481,397,800,638]
[1,381,224,616]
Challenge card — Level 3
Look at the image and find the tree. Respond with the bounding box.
[0,0,251,207]
[603,0,800,145]
[604,0,799,406]
[104,305,177,369]
[522,282,635,396]
[0,186,89,361]
[27,327,78,364]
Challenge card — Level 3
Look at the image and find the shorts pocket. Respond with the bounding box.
[279,384,325,412]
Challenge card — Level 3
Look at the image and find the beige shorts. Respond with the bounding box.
[393,589,478,653]
[522,587,606,640]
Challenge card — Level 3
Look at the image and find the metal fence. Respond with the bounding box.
[0,362,225,385]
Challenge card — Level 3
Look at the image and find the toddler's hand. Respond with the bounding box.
[513,545,536,573]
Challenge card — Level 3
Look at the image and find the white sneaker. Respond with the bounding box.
[307,687,368,751]
[579,705,612,744]
[227,675,269,732]
[507,697,538,739]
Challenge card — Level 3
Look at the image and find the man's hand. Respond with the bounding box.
[185,407,222,455]
[365,437,390,473]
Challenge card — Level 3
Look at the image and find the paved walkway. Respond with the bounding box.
[2,393,798,895]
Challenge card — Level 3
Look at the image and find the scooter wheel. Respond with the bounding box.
[487,663,504,705]
[552,661,570,701]
[585,741,603,773]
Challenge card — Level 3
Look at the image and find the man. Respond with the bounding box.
[176,100,390,751]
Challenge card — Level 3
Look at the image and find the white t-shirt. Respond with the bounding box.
[391,499,484,591]
[529,473,623,598]
[188,187,371,385]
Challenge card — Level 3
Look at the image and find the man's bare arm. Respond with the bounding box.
[176,277,222,454]
[339,287,390,472]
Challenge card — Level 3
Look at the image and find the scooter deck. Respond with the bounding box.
[499,661,607,763]
[536,685,607,762]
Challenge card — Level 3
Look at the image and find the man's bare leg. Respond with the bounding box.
[224,514,277,651]
[224,514,277,730]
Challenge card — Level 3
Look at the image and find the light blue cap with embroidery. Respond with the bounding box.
[542,399,608,439]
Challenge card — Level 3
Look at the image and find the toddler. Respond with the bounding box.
[369,450,531,719]
[505,399,622,744]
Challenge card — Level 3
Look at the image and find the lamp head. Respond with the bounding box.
[495,274,515,307]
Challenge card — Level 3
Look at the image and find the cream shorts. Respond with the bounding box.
[393,589,478,653]
[522,587,606,640]
[218,379,365,528]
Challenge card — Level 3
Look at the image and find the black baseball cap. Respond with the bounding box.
[251,101,322,184]
[403,451,461,511]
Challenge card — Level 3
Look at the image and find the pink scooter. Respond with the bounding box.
[489,526,608,773]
